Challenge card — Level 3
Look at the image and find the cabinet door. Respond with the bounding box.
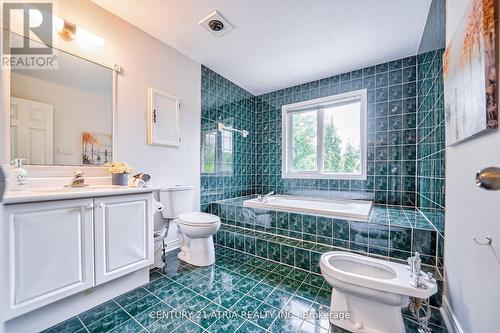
[147,87,181,148]
[94,193,153,285]
[2,199,94,318]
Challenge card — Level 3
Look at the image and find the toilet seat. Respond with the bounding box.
[178,212,220,226]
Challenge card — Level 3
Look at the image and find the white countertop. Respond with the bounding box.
[4,185,158,204]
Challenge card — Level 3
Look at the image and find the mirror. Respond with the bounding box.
[8,33,113,166]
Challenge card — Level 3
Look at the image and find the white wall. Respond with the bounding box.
[0,19,6,333]
[2,0,201,245]
[444,0,500,332]
[11,73,112,165]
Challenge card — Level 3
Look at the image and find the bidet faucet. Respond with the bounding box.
[407,252,421,276]
[257,191,274,203]
[407,252,436,289]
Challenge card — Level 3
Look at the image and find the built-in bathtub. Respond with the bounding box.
[212,195,440,275]
[243,195,373,221]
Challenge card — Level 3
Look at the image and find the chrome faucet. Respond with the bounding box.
[407,252,422,276]
[407,252,436,289]
[68,170,87,187]
[257,191,274,203]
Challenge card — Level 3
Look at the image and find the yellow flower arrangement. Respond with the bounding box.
[105,162,133,174]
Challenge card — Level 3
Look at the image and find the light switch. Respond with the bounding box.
[57,148,74,156]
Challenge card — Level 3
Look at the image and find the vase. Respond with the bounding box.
[112,173,129,186]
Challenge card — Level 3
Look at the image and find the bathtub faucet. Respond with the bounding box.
[257,191,274,203]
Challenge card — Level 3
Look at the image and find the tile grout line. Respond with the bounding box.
[217,254,304,332]
[148,269,231,332]
[78,300,127,333]
[165,251,316,332]
[155,261,256,332]
[76,316,90,333]
[217,227,428,270]
[218,246,445,331]
[113,298,152,333]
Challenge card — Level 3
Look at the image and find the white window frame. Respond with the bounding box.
[282,89,367,180]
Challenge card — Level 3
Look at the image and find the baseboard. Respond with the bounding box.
[440,296,464,333]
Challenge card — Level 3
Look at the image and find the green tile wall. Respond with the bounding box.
[201,57,446,211]
[200,65,256,211]
[416,49,445,213]
[416,0,446,271]
[254,57,418,205]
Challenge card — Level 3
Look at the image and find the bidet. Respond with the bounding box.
[320,251,437,333]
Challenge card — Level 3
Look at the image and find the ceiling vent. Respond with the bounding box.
[198,11,233,37]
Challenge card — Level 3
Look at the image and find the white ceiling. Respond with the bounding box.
[92,0,432,95]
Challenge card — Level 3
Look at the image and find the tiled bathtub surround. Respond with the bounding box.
[254,57,419,206]
[201,65,256,211]
[211,197,438,272]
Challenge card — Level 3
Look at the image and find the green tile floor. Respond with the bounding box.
[44,246,447,333]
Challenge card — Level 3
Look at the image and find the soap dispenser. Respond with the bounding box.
[9,158,27,191]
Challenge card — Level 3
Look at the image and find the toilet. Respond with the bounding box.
[159,186,221,266]
[320,251,437,333]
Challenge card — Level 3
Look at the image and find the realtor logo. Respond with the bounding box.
[2,2,57,69]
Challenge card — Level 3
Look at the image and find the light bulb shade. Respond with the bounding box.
[59,19,76,39]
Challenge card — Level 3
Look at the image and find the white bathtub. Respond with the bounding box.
[243,195,373,221]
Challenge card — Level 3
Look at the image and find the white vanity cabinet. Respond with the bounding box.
[94,194,153,284]
[2,198,95,317]
[2,191,154,320]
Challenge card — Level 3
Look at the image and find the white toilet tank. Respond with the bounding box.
[159,185,195,218]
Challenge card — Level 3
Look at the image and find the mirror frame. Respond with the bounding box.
[2,29,120,169]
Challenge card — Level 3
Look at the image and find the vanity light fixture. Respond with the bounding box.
[58,19,76,39]
[54,16,104,46]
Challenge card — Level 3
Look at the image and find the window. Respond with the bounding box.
[201,127,233,175]
[219,129,233,174]
[282,89,367,179]
[201,129,216,173]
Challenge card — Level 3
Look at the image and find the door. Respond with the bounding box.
[94,193,153,285]
[2,199,94,319]
[10,97,54,164]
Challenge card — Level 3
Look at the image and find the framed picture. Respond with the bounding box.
[82,132,112,165]
[444,0,497,145]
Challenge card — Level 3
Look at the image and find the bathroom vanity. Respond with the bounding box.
[0,28,159,332]
[1,186,155,332]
